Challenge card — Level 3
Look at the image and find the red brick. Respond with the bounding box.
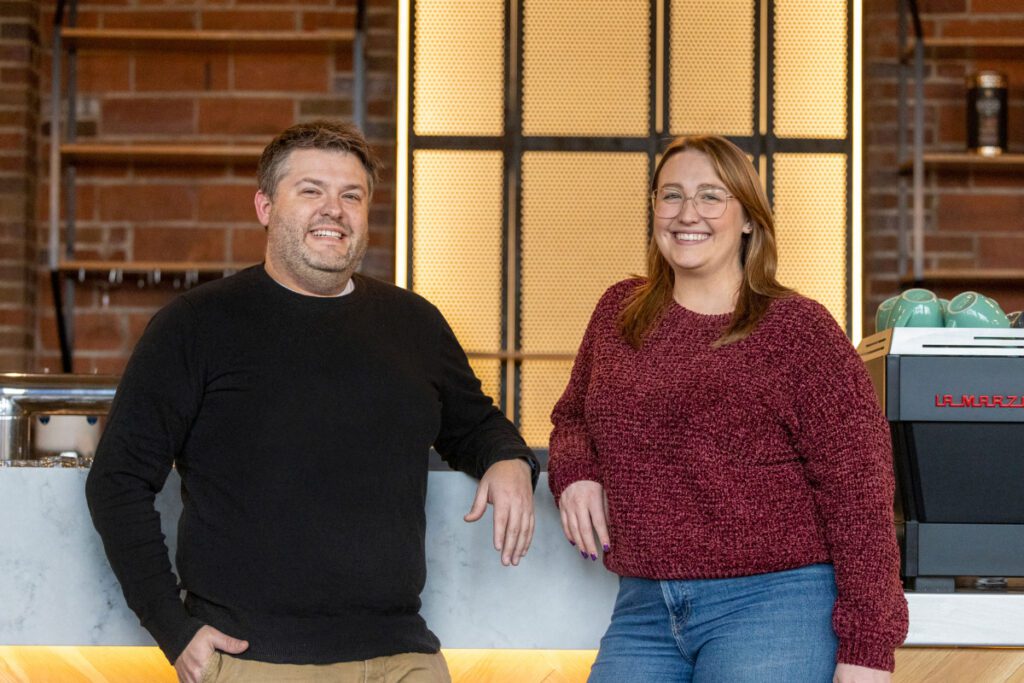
[936,194,1024,232]
[201,10,299,31]
[101,97,196,136]
[132,226,227,261]
[102,11,195,30]
[230,226,266,262]
[925,234,976,254]
[973,0,1024,12]
[104,285,181,309]
[72,355,128,375]
[77,52,131,92]
[197,97,294,135]
[301,10,356,31]
[198,183,257,222]
[97,184,196,222]
[920,0,967,13]
[135,53,230,92]
[978,235,1024,269]
[0,307,29,327]
[60,311,124,351]
[940,19,1024,38]
[234,53,330,92]
[936,102,966,145]
[132,165,242,181]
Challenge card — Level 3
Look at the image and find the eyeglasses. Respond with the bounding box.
[651,187,734,219]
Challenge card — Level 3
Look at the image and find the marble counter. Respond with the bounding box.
[0,469,617,648]
[2,469,1023,649]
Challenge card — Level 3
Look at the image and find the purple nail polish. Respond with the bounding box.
[603,544,611,552]
[590,553,598,561]
[580,550,588,559]
[569,540,576,546]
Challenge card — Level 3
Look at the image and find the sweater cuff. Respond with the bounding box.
[141,597,206,664]
[548,459,601,506]
[837,638,896,673]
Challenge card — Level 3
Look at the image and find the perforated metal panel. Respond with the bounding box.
[772,153,848,325]
[519,152,648,445]
[412,150,504,402]
[522,0,649,136]
[413,0,505,136]
[520,360,573,448]
[468,359,502,412]
[670,0,755,136]
[521,152,649,354]
[773,0,847,138]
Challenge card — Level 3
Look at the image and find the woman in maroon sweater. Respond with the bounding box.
[548,136,907,682]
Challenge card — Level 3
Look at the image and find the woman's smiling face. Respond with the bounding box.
[652,149,750,283]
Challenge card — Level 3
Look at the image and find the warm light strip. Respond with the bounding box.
[655,0,663,133]
[0,646,601,682]
[851,0,863,343]
[395,0,411,288]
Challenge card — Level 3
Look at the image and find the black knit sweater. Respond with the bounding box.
[86,266,535,664]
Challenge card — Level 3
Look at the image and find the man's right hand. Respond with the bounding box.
[173,625,249,683]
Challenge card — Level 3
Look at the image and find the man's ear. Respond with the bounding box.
[254,190,273,227]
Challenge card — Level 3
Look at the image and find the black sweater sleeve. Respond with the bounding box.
[431,313,538,487]
[85,297,206,663]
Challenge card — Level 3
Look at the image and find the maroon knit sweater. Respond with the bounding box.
[548,279,908,672]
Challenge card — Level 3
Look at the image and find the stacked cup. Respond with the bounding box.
[876,289,1013,331]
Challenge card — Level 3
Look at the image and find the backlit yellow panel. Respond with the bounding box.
[670,0,754,136]
[773,0,847,138]
[520,152,648,445]
[772,153,848,327]
[520,360,574,449]
[522,1,649,136]
[413,0,504,135]
[413,150,503,405]
[468,359,502,412]
[521,152,649,354]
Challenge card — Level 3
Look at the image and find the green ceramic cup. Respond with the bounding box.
[889,288,943,328]
[944,291,1010,328]
[875,295,899,332]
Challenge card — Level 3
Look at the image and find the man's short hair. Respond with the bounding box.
[258,120,381,198]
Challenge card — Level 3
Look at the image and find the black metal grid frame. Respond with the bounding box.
[405,0,856,425]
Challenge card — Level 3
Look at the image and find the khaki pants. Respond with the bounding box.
[200,651,451,683]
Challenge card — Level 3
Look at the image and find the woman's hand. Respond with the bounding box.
[558,480,609,561]
[833,663,891,683]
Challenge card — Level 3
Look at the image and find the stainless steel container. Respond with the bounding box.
[967,71,1008,156]
[0,373,117,463]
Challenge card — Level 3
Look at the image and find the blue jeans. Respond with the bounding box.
[589,564,838,683]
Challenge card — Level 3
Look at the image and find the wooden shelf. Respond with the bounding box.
[60,28,355,51]
[57,260,255,276]
[899,153,1024,174]
[903,37,1024,61]
[900,269,1024,286]
[61,143,263,164]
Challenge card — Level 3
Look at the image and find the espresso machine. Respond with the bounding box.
[858,328,1024,592]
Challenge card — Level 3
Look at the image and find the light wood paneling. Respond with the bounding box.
[4,646,1024,682]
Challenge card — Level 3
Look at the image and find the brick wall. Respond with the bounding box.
[0,2,40,370]
[3,2,1019,374]
[30,0,396,373]
[864,0,1024,332]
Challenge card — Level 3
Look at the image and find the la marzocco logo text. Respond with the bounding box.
[935,394,1024,408]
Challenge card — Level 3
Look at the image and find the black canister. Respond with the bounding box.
[967,71,1008,156]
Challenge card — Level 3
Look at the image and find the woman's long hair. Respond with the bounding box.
[618,136,792,348]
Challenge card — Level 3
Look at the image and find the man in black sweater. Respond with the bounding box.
[85,121,538,683]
